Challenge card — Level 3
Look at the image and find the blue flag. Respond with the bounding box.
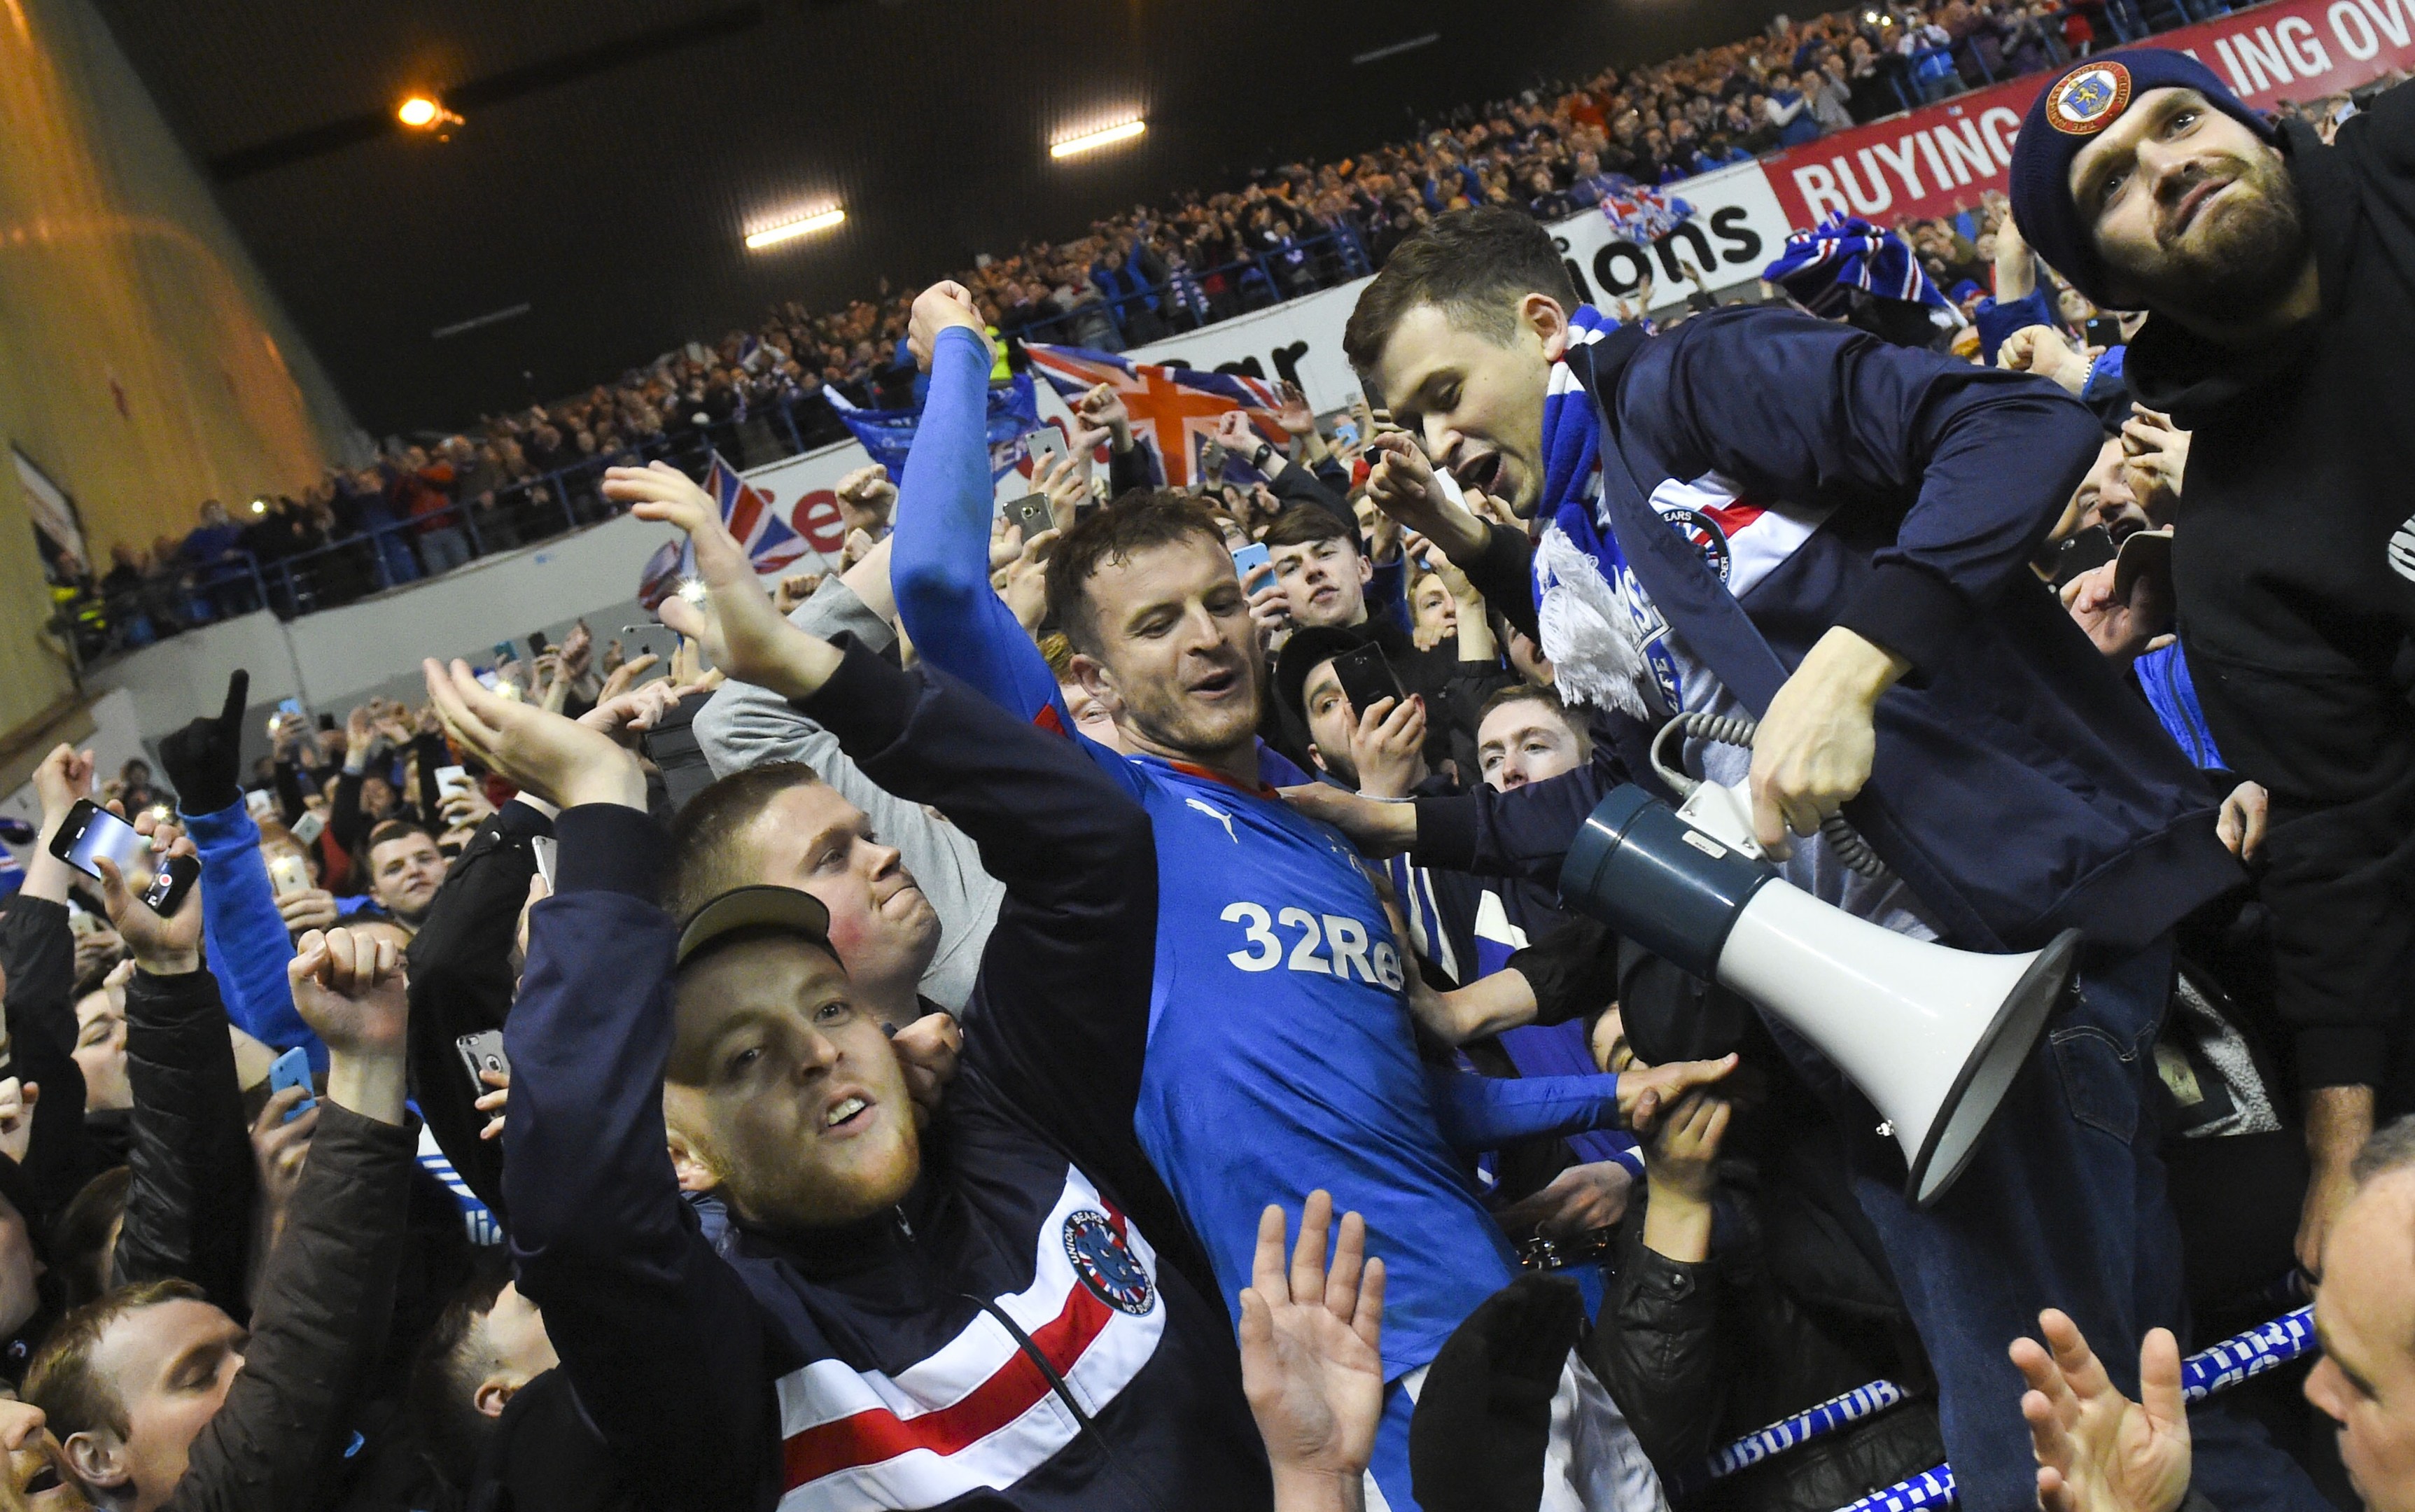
[827,374,1042,482]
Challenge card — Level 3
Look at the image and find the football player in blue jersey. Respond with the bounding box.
[864,281,1737,1511]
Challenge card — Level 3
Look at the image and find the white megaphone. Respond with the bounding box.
[1560,783,2080,1208]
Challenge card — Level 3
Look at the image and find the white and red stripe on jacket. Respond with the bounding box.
[774,1166,1167,1507]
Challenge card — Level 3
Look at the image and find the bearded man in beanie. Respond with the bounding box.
[2012,55,2415,1280]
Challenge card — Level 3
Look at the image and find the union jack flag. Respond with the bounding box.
[1023,344,1286,489]
[708,450,809,573]
[1600,185,1695,246]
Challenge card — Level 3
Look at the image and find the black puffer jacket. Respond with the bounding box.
[117,967,258,1312]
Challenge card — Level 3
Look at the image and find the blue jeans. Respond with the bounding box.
[1785,941,2328,1512]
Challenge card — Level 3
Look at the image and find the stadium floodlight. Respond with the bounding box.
[745,209,847,249]
[1051,120,1146,159]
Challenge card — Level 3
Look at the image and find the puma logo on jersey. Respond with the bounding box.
[1186,798,1238,844]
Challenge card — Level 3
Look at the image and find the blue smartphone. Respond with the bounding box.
[267,1046,316,1123]
[1231,540,1271,584]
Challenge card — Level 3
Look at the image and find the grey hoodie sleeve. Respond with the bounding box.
[692,573,1004,1013]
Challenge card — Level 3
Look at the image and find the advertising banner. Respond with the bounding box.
[1763,0,2415,228]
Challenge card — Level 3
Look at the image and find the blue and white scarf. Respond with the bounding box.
[1532,305,1682,720]
[1760,212,1949,317]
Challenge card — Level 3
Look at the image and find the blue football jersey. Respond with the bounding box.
[1112,755,1518,1379]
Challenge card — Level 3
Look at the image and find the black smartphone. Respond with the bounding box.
[46,799,198,913]
[456,1030,511,1093]
[1329,643,1404,720]
[2082,315,2123,351]
[527,630,552,657]
[1002,493,1053,542]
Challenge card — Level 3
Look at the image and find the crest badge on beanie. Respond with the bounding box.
[2008,48,2281,304]
[2044,62,2134,134]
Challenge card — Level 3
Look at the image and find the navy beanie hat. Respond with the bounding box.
[2008,48,2280,305]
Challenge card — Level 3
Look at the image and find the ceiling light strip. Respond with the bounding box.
[1050,120,1146,158]
[745,209,846,248]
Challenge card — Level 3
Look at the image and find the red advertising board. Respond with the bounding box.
[1760,0,2415,229]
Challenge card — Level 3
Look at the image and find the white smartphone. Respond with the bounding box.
[267,853,311,896]
[435,765,471,801]
[531,835,558,890]
[1025,428,1067,470]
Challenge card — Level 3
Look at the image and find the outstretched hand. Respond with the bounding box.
[2011,1310,2191,1512]
[424,659,646,813]
[598,462,842,702]
[1240,1191,1385,1511]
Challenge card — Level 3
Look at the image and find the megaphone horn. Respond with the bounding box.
[1560,785,2079,1209]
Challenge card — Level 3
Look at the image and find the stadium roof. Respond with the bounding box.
[97,0,1794,433]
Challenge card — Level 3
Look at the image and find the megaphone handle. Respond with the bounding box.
[1651,710,1890,881]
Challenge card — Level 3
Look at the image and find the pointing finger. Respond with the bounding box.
[218,669,251,729]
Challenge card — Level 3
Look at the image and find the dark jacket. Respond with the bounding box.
[0,895,94,1218]
[159,1099,416,1512]
[2127,83,2415,1093]
[1589,1180,1944,1512]
[464,1366,640,1512]
[405,799,550,1219]
[116,968,255,1311]
[1420,309,2237,956]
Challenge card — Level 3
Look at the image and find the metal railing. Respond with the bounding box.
[56,388,858,664]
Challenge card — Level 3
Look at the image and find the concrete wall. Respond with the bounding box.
[83,509,683,760]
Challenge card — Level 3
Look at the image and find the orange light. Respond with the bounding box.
[397,96,440,127]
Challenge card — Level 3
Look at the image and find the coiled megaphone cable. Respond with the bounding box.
[1648,713,1891,881]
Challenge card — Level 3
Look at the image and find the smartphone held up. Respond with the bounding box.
[46,798,199,915]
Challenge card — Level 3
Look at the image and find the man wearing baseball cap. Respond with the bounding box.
[2012,55,2415,1287]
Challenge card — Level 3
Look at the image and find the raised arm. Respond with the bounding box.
[166,926,418,1512]
[606,454,1174,1255]
[5,745,99,1215]
[888,282,1075,729]
[400,799,550,1218]
[102,814,253,1309]
[424,656,779,1512]
[156,671,318,1066]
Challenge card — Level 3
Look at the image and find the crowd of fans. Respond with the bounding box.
[2,29,2408,1512]
[53,0,2314,664]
